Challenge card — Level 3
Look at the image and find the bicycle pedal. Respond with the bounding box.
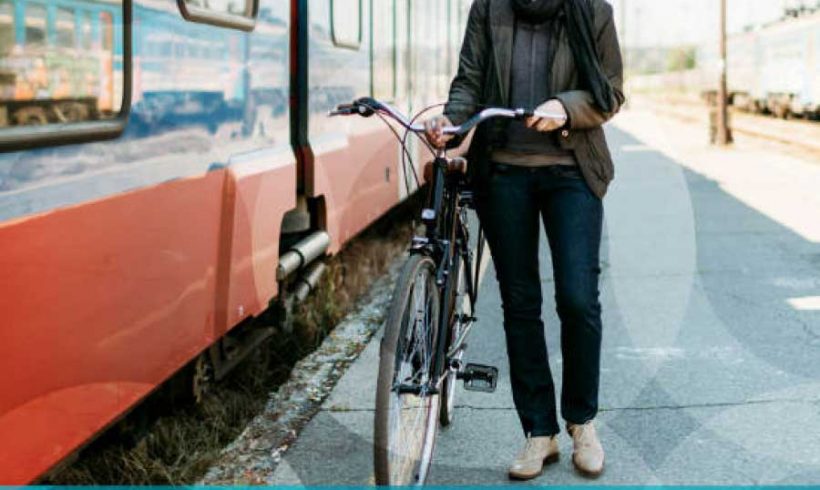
[459,363,498,393]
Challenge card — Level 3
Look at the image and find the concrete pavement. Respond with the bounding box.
[267,107,820,485]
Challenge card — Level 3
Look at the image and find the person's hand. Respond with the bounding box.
[525,99,568,133]
[424,115,454,149]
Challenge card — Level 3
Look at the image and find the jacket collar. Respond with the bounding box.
[490,1,569,106]
[489,0,515,106]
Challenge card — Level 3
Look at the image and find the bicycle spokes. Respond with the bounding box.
[386,265,439,484]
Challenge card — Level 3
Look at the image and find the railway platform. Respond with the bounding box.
[213,105,820,485]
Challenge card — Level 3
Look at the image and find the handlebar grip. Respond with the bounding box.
[531,110,567,122]
[516,109,566,121]
[329,101,376,117]
[329,103,356,116]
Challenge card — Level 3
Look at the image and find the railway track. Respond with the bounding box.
[630,94,820,157]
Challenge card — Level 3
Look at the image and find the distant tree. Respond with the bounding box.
[666,46,696,72]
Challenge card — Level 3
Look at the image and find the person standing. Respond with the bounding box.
[426,0,624,480]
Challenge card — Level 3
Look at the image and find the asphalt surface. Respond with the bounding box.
[267,108,820,485]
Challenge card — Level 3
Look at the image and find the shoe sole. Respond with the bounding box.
[508,453,560,481]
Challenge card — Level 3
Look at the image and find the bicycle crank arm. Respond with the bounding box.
[394,383,440,396]
[445,317,477,359]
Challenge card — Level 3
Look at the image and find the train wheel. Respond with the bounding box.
[54,102,90,123]
[166,352,214,406]
[191,354,214,404]
[771,101,791,120]
[14,107,48,126]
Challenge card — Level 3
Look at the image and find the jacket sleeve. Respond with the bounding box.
[553,1,625,130]
[443,0,490,127]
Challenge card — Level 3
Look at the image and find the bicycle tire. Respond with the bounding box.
[374,253,442,486]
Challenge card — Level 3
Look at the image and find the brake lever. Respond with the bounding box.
[328,102,355,117]
[353,97,377,117]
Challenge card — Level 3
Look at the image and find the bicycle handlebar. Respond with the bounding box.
[329,97,567,136]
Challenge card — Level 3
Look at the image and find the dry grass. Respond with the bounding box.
[44,353,278,485]
[44,197,418,485]
[290,216,413,351]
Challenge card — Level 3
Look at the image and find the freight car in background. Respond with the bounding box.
[0,0,470,483]
[630,6,820,120]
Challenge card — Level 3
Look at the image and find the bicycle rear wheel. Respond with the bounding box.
[374,253,441,486]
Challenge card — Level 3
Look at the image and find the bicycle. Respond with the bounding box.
[330,98,567,486]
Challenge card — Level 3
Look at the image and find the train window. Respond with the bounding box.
[24,3,46,47]
[332,0,361,49]
[56,8,76,49]
[371,0,396,100]
[80,13,93,50]
[0,1,131,150]
[178,0,258,31]
[184,0,251,16]
[437,0,449,96]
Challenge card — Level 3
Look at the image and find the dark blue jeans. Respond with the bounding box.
[476,162,603,437]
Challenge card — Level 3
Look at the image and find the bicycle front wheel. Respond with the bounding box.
[374,253,441,486]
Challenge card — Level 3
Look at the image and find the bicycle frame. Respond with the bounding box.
[410,148,478,391]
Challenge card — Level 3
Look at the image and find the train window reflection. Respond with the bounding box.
[184,0,255,17]
[81,13,93,51]
[0,1,12,56]
[56,8,76,49]
[332,0,361,49]
[24,4,46,47]
[371,0,395,100]
[0,0,125,129]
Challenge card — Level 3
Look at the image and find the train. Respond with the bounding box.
[629,6,820,119]
[0,0,470,483]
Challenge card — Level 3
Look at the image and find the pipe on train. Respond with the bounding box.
[276,231,331,281]
[293,262,327,303]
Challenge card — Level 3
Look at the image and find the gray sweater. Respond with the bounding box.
[491,18,577,167]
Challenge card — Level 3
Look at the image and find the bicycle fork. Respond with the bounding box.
[423,153,499,395]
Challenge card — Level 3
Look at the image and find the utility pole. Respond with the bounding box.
[620,0,627,70]
[716,0,731,145]
[619,0,628,108]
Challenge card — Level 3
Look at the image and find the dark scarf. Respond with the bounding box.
[510,0,615,113]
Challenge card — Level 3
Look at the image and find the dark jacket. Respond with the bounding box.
[443,0,625,198]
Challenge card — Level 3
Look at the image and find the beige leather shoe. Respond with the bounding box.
[567,421,605,478]
[508,435,560,481]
